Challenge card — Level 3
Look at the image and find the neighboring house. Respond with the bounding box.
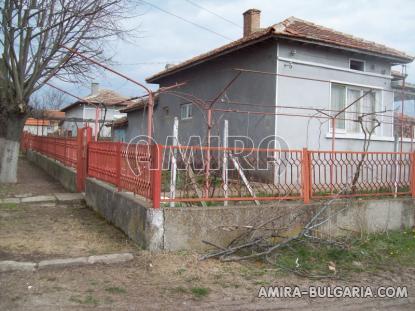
[392,79,415,116]
[393,80,415,142]
[108,117,128,142]
[118,95,159,143]
[61,83,129,138]
[394,112,415,140]
[134,9,414,152]
[24,110,65,136]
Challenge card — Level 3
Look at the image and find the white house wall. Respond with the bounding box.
[62,104,126,138]
[61,104,84,136]
[276,40,404,152]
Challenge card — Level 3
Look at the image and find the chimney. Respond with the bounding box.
[91,82,99,96]
[243,9,261,37]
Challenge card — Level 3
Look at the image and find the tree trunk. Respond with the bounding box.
[0,113,27,183]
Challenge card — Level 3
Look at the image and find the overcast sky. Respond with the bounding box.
[52,0,415,103]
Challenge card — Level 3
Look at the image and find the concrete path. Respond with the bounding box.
[0,155,66,198]
[0,253,134,272]
[0,193,84,205]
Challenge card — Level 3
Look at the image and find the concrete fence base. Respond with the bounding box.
[85,178,164,250]
[26,150,77,192]
[26,151,415,251]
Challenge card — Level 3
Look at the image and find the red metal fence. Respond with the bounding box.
[160,145,304,204]
[22,133,78,168]
[22,131,415,208]
[88,141,153,200]
[310,151,413,199]
[158,147,414,206]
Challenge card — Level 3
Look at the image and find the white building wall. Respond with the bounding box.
[62,104,126,138]
[275,40,408,152]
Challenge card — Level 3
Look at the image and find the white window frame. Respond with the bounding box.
[329,82,382,136]
[349,58,366,72]
[180,103,192,120]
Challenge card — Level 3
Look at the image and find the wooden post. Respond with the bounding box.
[116,142,122,191]
[222,120,229,206]
[170,117,179,207]
[205,108,212,198]
[330,118,335,194]
[64,136,67,166]
[302,148,311,204]
[152,144,162,208]
[76,127,92,192]
[411,152,415,198]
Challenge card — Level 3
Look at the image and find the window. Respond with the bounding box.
[330,83,381,134]
[349,59,365,71]
[180,103,192,120]
[331,84,346,130]
[346,88,361,133]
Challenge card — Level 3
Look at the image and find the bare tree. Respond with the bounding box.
[351,113,381,193]
[35,88,68,110]
[0,0,134,182]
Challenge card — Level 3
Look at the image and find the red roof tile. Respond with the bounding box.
[44,110,65,119]
[275,17,412,60]
[25,118,50,126]
[147,17,413,83]
[120,94,159,113]
[61,89,133,112]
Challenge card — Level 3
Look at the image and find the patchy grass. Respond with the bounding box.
[0,202,137,260]
[0,203,18,210]
[0,184,12,198]
[175,267,187,275]
[239,266,267,280]
[273,229,415,277]
[69,295,99,305]
[105,286,127,294]
[190,287,210,298]
[171,286,188,294]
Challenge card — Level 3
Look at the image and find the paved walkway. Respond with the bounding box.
[0,155,66,198]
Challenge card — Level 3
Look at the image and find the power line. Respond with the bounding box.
[184,0,241,29]
[139,0,233,41]
[118,61,182,66]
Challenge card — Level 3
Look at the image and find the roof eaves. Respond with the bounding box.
[146,17,413,83]
[272,17,414,62]
[60,101,81,112]
[146,28,274,83]
[275,34,414,63]
[119,103,144,113]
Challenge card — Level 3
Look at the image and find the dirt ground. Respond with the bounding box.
[1,253,415,310]
[1,156,415,310]
[0,202,137,261]
[0,155,65,198]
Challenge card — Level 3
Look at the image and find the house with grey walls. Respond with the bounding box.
[118,95,160,143]
[61,83,129,138]
[129,9,414,152]
[108,117,128,142]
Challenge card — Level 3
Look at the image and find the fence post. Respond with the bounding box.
[64,136,67,166]
[76,127,92,192]
[116,142,121,191]
[302,148,311,204]
[151,144,162,208]
[411,152,415,198]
